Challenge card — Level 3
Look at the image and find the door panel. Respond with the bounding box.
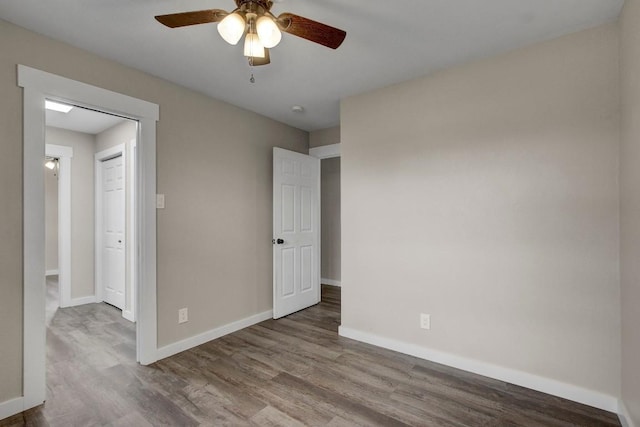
[102,155,126,310]
[282,247,296,297]
[301,245,313,291]
[282,184,295,232]
[301,186,312,231]
[273,148,320,318]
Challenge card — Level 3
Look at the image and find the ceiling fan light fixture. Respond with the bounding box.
[244,32,265,58]
[256,15,281,48]
[156,2,348,66]
[217,12,246,45]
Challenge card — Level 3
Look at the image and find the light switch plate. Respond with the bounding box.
[156,194,165,209]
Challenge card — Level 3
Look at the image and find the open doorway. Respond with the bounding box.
[320,156,341,288]
[45,102,137,321]
[20,64,159,411]
[44,103,139,374]
[308,142,341,288]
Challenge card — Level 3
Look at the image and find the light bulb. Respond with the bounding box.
[244,33,265,58]
[256,16,281,48]
[217,12,245,45]
[45,160,56,170]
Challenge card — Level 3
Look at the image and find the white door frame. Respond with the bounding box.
[19,65,159,411]
[127,138,137,323]
[44,144,73,308]
[309,143,340,160]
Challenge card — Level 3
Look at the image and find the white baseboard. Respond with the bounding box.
[122,309,135,323]
[0,397,24,422]
[60,295,98,308]
[321,278,341,287]
[45,269,59,276]
[619,400,637,427]
[65,295,97,307]
[156,310,273,361]
[338,326,619,413]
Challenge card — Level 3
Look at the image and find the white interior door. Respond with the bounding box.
[273,147,320,319]
[101,155,126,310]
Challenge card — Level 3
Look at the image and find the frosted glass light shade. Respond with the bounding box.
[217,12,245,45]
[256,16,281,48]
[244,33,265,58]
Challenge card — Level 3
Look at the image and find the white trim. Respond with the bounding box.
[122,309,135,323]
[136,115,158,365]
[156,310,273,360]
[94,144,126,306]
[0,397,24,421]
[57,155,71,308]
[19,65,159,411]
[126,138,137,323]
[309,143,340,159]
[321,278,341,287]
[45,269,59,276]
[21,84,47,411]
[18,66,159,120]
[67,296,98,307]
[338,326,619,413]
[95,144,125,162]
[45,143,73,308]
[619,400,637,427]
[45,144,73,158]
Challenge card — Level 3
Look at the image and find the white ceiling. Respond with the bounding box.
[46,104,128,135]
[0,0,624,131]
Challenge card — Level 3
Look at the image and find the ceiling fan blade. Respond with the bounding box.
[248,48,271,66]
[155,9,228,28]
[276,13,346,49]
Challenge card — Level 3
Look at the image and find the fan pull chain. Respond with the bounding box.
[248,56,256,83]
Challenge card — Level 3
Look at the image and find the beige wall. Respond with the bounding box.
[45,165,58,272]
[0,21,23,400]
[95,120,136,153]
[46,127,96,299]
[341,23,621,397]
[321,158,341,282]
[620,0,640,423]
[310,126,340,148]
[0,18,307,403]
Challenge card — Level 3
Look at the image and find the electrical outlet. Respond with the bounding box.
[178,307,188,324]
[420,313,431,330]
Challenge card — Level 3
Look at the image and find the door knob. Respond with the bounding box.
[272,238,285,244]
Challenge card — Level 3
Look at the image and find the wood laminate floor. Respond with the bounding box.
[2,279,621,427]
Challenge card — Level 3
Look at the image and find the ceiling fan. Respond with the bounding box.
[155,0,347,66]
